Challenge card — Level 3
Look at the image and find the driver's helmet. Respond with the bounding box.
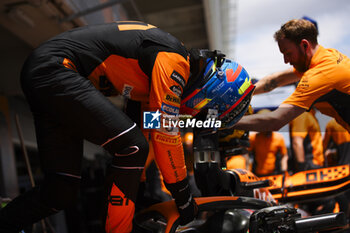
[180,54,255,128]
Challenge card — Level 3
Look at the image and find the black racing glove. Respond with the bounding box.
[165,177,198,225]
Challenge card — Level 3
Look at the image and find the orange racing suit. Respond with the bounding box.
[61,23,190,178]
[15,21,193,233]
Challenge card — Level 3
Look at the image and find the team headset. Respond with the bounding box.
[180,49,255,128]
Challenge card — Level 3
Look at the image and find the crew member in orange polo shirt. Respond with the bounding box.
[323,118,350,166]
[248,109,288,176]
[234,19,350,135]
[249,130,288,176]
[289,109,324,171]
[323,118,350,218]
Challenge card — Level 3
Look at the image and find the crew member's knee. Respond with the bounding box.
[103,124,149,167]
[40,173,81,210]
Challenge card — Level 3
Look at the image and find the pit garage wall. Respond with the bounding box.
[0,94,109,201]
[0,96,19,199]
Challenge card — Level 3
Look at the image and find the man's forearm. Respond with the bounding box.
[281,155,288,172]
[234,104,305,133]
[254,68,299,95]
[292,137,305,163]
[234,114,282,131]
[254,78,278,95]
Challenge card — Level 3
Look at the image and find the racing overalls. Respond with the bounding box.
[1,21,192,233]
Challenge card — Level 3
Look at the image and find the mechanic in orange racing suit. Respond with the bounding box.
[0,21,255,233]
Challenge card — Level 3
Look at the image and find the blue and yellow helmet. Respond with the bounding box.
[180,57,255,128]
